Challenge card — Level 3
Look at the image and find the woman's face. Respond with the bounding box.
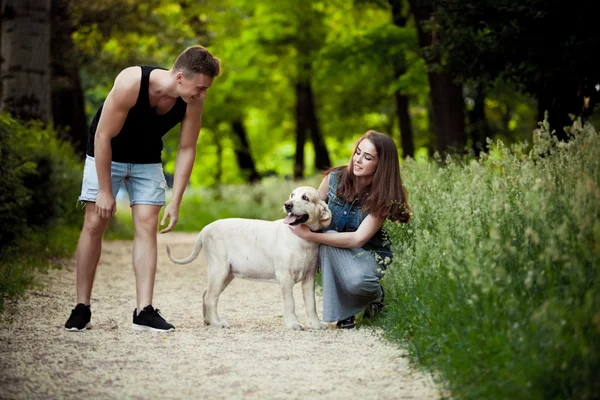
[352,139,378,178]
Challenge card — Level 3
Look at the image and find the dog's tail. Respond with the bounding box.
[166,231,204,264]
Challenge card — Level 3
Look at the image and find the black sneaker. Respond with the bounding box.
[64,303,91,331]
[363,285,385,319]
[336,316,356,329]
[132,305,175,332]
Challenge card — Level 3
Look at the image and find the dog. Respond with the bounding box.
[166,186,332,330]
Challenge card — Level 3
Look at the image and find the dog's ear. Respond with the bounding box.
[318,200,332,228]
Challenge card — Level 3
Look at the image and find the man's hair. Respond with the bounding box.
[172,45,221,78]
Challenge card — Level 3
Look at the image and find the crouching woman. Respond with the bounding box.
[288,130,411,329]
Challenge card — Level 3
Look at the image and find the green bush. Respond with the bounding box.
[0,117,33,248]
[0,114,83,312]
[0,114,82,238]
[380,119,599,400]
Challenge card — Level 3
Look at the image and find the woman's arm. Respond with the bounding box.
[288,214,384,249]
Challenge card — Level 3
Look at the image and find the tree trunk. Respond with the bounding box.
[303,80,330,172]
[394,87,414,158]
[468,84,491,157]
[295,78,331,177]
[231,119,260,183]
[214,131,222,187]
[389,0,415,159]
[294,80,308,179]
[429,72,466,154]
[51,0,88,156]
[295,52,330,178]
[0,0,51,123]
[409,0,466,156]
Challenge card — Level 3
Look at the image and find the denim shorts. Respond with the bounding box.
[78,155,168,206]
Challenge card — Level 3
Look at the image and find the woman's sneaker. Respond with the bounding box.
[363,285,385,319]
[336,315,356,329]
[362,301,384,319]
[64,303,92,331]
[132,305,175,332]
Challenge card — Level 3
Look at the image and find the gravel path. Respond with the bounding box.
[0,232,440,399]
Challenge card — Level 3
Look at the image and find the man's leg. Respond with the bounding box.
[76,204,110,305]
[65,204,110,331]
[66,155,124,331]
[127,163,173,332]
[131,204,161,311]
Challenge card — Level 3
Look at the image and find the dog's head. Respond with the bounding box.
[282,186,332,231]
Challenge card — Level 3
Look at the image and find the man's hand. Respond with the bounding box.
[95,190,116,219]
[160,202,179,233]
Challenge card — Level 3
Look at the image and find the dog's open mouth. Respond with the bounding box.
[283,213,309,226]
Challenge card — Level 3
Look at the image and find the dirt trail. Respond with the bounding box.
[0,233,440,399]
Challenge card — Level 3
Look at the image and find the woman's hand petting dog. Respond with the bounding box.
[287,223,311,239]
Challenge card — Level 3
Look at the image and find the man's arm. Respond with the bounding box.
[94,67,140,219]
[160,100,204,233]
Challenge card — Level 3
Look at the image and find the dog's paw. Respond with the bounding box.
[309,321,328,330]
[287,323,304,331]
[205,320,230,329]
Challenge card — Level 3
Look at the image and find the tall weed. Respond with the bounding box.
[381,119,599,400]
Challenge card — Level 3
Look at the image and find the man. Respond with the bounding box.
[64,45,221,332]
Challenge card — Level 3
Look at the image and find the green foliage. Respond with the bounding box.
[378,119,600,399]
[0,114,83,312]
[425,0,600,97]
[0,225,80,313]
[72,0,543,186]
[0,114,82,248]
[0,117,32,248]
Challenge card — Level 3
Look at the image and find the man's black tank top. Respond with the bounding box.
[86,66,187,164]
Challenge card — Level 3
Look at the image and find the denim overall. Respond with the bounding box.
[327,173,393,268]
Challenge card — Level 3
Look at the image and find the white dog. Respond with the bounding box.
[166,186,332,330]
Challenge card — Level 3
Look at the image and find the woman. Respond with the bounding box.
[288,130,411,329]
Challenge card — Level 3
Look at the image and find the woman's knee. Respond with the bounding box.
[345,274,379,297]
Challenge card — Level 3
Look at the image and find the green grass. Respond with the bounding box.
[0,223,81,313]
[377,119,599,399]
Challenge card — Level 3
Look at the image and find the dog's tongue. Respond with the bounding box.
[283,213,300,225]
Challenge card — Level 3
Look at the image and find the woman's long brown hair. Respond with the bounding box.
[324,130,411,223]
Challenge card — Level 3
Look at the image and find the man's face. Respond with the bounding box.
[177,72,213,104]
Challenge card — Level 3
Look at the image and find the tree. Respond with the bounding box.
[237,0,331,179]
[1,0,51,123]
[231,119,260,182]
[389,0,415,158]
[408,0,467,155]
[317,0,426,158]
[423,0,600,139]
[51,0,88,155]
[287,1,331,178]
